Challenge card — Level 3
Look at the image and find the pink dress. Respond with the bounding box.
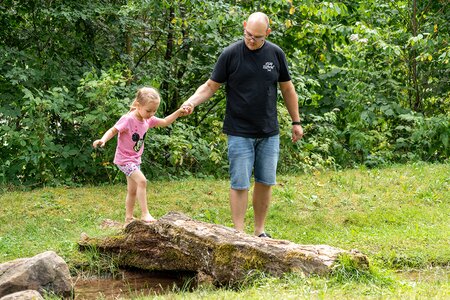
[113,113,159,165]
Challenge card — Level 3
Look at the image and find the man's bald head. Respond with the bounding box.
[243,12,271,50]
[247,12,270,30]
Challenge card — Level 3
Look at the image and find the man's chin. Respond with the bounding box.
[245,43,258,50]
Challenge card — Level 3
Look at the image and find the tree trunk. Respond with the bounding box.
[409,0,421,111]
[161,6,175,115]
[79,212,369,286]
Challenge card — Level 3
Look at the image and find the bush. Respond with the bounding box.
[0,66,132,186]
[1,70,448,187]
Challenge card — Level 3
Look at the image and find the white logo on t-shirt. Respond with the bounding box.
[263,62,275,72]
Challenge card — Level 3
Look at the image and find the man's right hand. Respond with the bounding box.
[181,101,195,115]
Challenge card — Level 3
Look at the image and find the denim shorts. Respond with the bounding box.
[227,134,280,190]
[116,163,140,177]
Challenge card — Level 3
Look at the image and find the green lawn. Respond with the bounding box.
[1,162,449,299]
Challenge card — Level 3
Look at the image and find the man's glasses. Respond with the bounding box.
[244,29,266,42]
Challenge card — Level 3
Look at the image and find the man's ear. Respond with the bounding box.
[266,28,272,36]
[243,20,247,29]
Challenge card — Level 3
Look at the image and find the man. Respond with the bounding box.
[182,12,303,238]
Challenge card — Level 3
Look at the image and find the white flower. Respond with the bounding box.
[350,34,359,41]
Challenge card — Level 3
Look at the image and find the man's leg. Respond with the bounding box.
[253,182,272,236]
[253,135,279,236]
[230,188,249,232]
[227,135,253,232]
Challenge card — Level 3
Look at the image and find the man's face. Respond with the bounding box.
[243,21,268,50]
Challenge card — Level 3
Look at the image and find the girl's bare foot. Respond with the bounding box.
[125,216,137,223]
[141,214,156,223]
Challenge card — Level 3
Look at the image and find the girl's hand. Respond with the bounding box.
[181,101,194,115]
[179,106,190,116]
[92,140,105,148]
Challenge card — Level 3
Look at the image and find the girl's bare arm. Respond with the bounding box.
[93,127,118,147]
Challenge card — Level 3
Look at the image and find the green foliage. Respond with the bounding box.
[279,107,342,172]
[0,66,132,186]
[117,0,244,114]
[77,245,122,278]
[142,121,228,180]
[1,0,449,186]
[331,254,394,287]
[394,113,450,162]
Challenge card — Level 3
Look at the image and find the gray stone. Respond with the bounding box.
[0,290,43,300]
[0,251,71,298]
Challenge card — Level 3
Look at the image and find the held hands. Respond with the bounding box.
[180,100,194,116]
[175,101,193,117]
[178,105,191,117]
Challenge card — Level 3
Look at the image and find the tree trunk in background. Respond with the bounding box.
[161,6,175,115]
[409,0,421,111]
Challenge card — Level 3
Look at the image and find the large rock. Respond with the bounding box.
[79,211,369,285]
[0,251,71,298]
[0,290,43,300]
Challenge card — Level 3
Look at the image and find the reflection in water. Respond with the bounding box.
[73,269,195,299]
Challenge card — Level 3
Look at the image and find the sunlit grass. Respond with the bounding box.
[0,162,449,298]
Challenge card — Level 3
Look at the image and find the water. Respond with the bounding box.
[396,266,450,282]
[73,269,195,299]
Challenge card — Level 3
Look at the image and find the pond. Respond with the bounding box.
[73,269,196,299]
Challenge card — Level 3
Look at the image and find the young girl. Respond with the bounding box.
[93,87,186,224]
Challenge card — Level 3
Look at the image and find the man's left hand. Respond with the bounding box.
[291,125,304,143]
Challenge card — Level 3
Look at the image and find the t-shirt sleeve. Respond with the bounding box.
[278,49,291,82]
[210,50,229,83]
[147,116,160,128]
[114,115,129,133]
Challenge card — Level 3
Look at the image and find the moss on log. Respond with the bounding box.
[78,211,369,285]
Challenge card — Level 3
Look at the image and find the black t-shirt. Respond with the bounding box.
[211,39,291,138]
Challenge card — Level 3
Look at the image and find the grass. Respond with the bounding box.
[0,162,449,299]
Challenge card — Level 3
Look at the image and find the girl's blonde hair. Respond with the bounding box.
[130,87,161,111]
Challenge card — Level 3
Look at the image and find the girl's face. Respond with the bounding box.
[136,101,159,120]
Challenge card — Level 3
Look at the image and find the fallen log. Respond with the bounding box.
[78,211,368,285]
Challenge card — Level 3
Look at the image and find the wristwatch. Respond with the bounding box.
[291,121,301,125]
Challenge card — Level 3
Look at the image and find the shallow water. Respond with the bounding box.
[73,269,194,299]
[395,266,450,282]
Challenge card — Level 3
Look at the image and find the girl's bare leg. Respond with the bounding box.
[129,170,155,222]
[125,175,137,221]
